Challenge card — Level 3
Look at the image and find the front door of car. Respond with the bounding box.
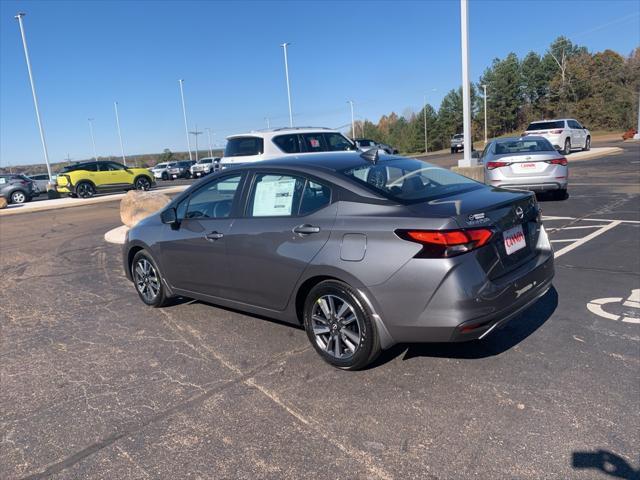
[568,121,583,148]
[225,172,336,311]
[100,162,131,186]
[158,173,244,297]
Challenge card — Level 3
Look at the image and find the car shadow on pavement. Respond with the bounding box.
[371,286,558,367]
[572,450,640,480]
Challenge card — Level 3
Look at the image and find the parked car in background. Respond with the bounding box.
[355,138,399,155]
[0,174,35,204]
[481,136,568,200]
[123,150,553,370]
[523,119,590,155]
[190,157,219,178]
[27,173,51,195]
[451,134,464,154]
[377,142,399,155]
[167,161,195,179]
[55,160,155,198]
[151,162,176,181]
[220,127,357,168]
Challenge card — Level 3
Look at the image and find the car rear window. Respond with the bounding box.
[225,137,264,157]
[494,139,555,155]
[342,158,480,204]
[526,121,564,131]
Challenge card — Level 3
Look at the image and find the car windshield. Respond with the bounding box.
[155,163,167,168]
[526,121,564,130]
[494,138,555,155]
[342,158,481,204]
[453,135,463,140]
[199,159,212,164]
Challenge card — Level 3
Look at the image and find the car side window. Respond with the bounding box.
[248,174,305,217]
[81,163,98,172]
[301,134,327,153]
[299,180,331,215]
[481,142,491,160]
[273,134,301,154]
[185,174,242,219]
[325,133,355,151]
[100,162,125,171]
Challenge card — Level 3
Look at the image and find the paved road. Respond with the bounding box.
[1,144,638,479]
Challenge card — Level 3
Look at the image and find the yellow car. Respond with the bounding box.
[55,160,155,198]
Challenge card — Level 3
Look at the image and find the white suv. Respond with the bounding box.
[190,157,219,178]
[524,119,590,155]
[219,127,357,167]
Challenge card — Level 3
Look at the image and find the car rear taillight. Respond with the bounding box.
[486,161,511,170]
[545,157,568,166]
[396,228,494,258]
[550,129,563,134]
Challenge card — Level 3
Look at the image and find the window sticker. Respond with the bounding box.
[253,177,297,216]
[0,178,6,184]
[309,138,320,148]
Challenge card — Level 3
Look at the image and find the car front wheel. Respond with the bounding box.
[563,138,571,155]
[303,280,380,370]
[132,250,170,307]
[583,136,591,151]
[134,176,151,190]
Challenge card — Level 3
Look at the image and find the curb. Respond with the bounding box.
[0,185,188,217]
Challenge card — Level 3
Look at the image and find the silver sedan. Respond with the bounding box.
[482,136,568,200]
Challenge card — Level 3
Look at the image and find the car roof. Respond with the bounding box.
[493,135,548,142]
[226,127,341,140]
[528,118,574,123]
[229,151,415,173]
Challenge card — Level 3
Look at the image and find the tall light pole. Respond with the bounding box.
[15,13,52,178]
[347,100,355,139]
[423,94,428,154]
[189,125,203,162]
[178,79,193,161]
[634,91,640,140]
[114,101,127,166]
[459,0,474,167]
[205,128,214,157]
[265,117,271,129]
[281,43,293,127]
[88,118,98,161]
[482,84,488,144]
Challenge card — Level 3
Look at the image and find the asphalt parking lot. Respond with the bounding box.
[1,142,638,479]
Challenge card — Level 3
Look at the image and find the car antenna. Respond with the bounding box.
[360,147,379,164]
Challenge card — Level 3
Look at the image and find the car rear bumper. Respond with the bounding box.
[368,227,555,344]
[489,182,567,191]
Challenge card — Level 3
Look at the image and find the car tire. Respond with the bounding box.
[10,190,28,204]
[551,189,568,201]
[75,181,95,199]
[563,138,571,155]
[131,250,171,307]
[161,172,168,181]
[583,136,591,151]
[303,280,381,370]
[451,148,455,154]
[134,176,152,191]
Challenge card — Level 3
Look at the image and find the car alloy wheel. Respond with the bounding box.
[134,257,160,303]
[11,191,27,204]
[564,139,571,155]
[311,294,362,360]
[76,182,94,198]
[135,177,151,190]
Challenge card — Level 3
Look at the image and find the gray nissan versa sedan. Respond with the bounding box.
[123,150,554,369]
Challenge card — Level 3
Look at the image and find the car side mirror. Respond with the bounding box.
[161,207,179,227]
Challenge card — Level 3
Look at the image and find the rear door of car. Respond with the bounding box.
[568,120,586,147]
[224,169,337,311]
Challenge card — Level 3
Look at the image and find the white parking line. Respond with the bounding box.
[543,216,640,224]
[550,239,581,243]
[547,225,603,231]
[553,220,622,258]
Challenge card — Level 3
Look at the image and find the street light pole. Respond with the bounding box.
[424,94,428,154]
[482,84,488,145]
[205,128,213,157]
[347,100,355,139]
[265,117,271,129]
[178,79,193,161]
[281,43,293,127]
[459,0,474,167]
[15,13,52,178]
[189,125,203,162]
[88,118,98,161]
[114,101,127,166]
[634,91,640,140]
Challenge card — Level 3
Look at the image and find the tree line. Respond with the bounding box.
[355,37,640,154]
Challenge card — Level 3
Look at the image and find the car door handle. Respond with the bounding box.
[293,224,320,235]
[204,231,224,241]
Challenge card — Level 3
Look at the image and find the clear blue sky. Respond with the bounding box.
[1,0,638,167]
